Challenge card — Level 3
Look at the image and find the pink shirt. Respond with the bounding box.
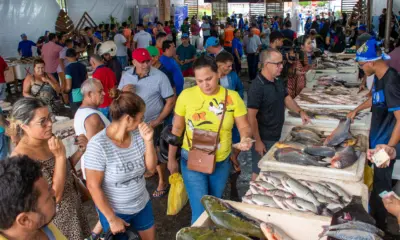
[41,41,63,73]
[386,47,400,73]
[191,24,201,35]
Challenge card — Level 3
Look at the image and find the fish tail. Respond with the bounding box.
[318,226,329,239]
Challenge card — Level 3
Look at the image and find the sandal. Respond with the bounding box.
[152,185,170,198]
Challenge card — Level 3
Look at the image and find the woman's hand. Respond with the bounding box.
[75,134,88,152]
[367,144,396,168]
[138,122,154,142]
[48,136,66,159]
[233,137,254,151]
[109,216,130,235]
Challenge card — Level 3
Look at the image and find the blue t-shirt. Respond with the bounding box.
[18,40,36,57]
[370,68,400,148]
[65,62,87,90]
[232,38,243,57]
[159,55,184,95]
[239,18,244,29]
[176,44,196,71]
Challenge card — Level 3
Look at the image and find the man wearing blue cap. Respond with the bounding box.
[18,34,36,58]
[348,39,400,231]
[204,36,225,57]
[176,33,196,77]
[355,25,371,49]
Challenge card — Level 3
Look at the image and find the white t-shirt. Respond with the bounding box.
[114,34,128,57]
[133,30,152,49]
[201,23,211,36]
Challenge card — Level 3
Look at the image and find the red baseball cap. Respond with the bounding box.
[132,48,151,62]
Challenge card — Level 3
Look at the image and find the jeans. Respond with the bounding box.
[180,149,231,224]
[117,56,128,70]
[0,132,8,160]
[370,159,396,230]
[0,83,7,100]
[247,53,259,82]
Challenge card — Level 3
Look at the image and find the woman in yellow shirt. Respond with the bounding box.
[167,55,253,224]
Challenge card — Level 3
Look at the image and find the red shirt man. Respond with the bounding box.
[93,65,117,108]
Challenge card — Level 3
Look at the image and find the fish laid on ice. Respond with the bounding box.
[320,229,383,240]
[259,174,282,187]
[242,194,280,208]
[250,185,266,195]
[262,171,289,179]
[264,189,294,199]
[281,176,321,207]
[272,196,293,211]
[201,195,264,238]
[274,147,329,167]
[176,227,252,240]
[249,181,276,191]
[320,181,352,203]
[299,180,340,200]
[327,221,385,237]
[284,197,319,214]
[304,145,336,158]
[324,118,352,146]
[313,192,341,204]
[331,146,359,169]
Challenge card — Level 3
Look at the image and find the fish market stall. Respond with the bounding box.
[294,86,369,109]
[306,69,359,87]
[190,196,332,240]
[5,57,40,80]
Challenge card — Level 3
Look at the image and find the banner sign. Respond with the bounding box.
[139,7,158,25]
[174,6,188,31]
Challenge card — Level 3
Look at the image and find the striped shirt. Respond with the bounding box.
[84,129,149,214]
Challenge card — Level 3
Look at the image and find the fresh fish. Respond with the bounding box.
[249,185,265,195]
[242,195,255,205]
[272,196,293,211]
[176,227,252,240]
[321,208,334,217]
[244,194,280,208]
[261,223,294,240]
[201,195,264,238]
[327,221,385,237]
[274,147,329,167]
[259,174,282,187]
[326,202,345,212]
[264,189,294,198]
[292,137,324,146]
[281,176,321,208]
[290,127,322,144]
[292,126,324,137]
[275,141,307,151]
[299,180,340,200]
[265,171,290,179]
[320,229,383,240]
[355,134,368,152]
[284,197,319,214]
[320,181,352,203]
[331,146,359,169]
[249,181,276,191]
[313,192,341,204]
[304,145,336,157]
[324,118,352,146]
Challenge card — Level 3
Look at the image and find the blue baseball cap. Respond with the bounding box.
[355,38,390,62]
[20,33,27,38]
[204,36,219,49]
[93,31,102,41]
[357,24,367,32]
[181,33,189,39]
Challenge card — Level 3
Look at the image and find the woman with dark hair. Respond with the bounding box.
[23,59,61,116]
[9,97,90,240]
[85,89,157,239]
[341,12,348,27]
[167,55,253,224]
[287,35,314,98]
[304,18,312,34]
[326,21,346,53]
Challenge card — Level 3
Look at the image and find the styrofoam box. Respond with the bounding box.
[284,108,372,132]
[13,63,34,80]
[4,66,15,83]
[259,125,369,182]
[192,200,332,240]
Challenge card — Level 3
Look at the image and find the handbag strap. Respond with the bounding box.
[68,157,79,176]
[186,88,228,149]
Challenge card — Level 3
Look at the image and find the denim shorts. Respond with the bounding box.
[97,200,154,236]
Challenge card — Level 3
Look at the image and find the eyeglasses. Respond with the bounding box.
[358,62,368,67]
[33,114,54,128]
[267,61,283,67]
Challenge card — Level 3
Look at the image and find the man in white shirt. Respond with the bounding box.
[133,24,152,49]
[113,27,128,69]
[243,30,262,81]
[201,18,211,44]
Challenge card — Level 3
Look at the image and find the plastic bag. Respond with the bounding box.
[167,173,188,215]
[364,165,374,192]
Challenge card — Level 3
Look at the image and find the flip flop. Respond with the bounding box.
[152,185,170,198]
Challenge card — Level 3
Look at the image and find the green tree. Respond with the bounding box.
[299,1,311,7]
[317,1,327,7]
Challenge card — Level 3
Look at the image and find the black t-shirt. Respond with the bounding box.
[65,62,87,89]
[247,73,288,141]
[370,67,400,148]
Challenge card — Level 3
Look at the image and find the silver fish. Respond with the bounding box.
[313,192,341,204]
[260,174,282,187]
[263,171,289,179]
[281,176,321,207]
[272,196,293,211]
[264,189,294,198]
[284,198,319,214]
[248,194,280,208]
[249,181,276,191]
[326,202,345,213]
[328,221,385,237]
[324,118,352,146]
[250,185,266,195]
[320,181,352,203]
[300,180,340,200]
[321,229,383,240]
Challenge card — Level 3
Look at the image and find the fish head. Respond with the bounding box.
[201,195,227,212]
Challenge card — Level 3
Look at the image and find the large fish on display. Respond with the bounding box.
[304,145,336,158]
[324,118,352,146]
[176,227,252,240]
[274,147,329,167]
[331,146,359,169]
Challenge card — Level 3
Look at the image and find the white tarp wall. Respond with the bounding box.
[371,0,400,34]
[0,0,60,58]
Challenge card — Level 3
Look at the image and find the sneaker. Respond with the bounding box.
[64,104,71,108]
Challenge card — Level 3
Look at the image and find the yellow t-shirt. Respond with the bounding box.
[175,86,247,162]
[0,223,67,240]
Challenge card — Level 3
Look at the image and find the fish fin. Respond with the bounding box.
[318,225,329,239]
